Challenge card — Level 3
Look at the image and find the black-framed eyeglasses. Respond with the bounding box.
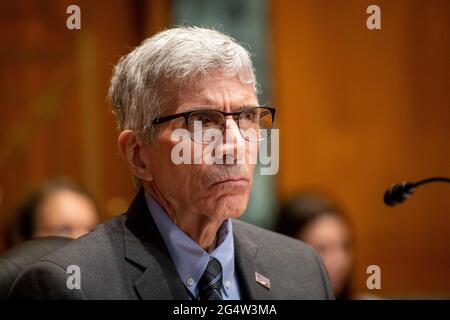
[152,106,276,143]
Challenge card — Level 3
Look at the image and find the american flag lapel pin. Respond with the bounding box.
[255,271,271,289]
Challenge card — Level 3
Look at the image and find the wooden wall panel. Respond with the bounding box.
[0,0,170,251]
[272,0,450,296]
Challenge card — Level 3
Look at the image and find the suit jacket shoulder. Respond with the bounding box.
[232,219,334,300]
[9,215,132,300]
[10,189,190,300]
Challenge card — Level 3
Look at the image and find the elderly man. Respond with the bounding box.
[9,27,333,300]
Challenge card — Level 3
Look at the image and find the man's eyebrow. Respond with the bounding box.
[233,104,259,111]
[181,105,220,112]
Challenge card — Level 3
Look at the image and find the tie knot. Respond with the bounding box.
[198,257,223,300]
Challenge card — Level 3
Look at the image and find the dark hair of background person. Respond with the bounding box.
[3,178,99,249]
[276,192,354,300]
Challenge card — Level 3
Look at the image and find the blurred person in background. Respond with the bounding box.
[277,192,354,300]
[4,178,99,248]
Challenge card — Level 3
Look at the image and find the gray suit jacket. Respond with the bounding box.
[9,189,334,300]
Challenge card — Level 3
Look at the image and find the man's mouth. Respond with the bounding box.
[212,177,249,186]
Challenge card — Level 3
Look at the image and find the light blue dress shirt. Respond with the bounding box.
[145,192,242,300]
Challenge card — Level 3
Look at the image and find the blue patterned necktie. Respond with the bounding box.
[198,256,223,300]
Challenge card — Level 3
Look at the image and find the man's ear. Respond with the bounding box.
[117,130,153,182]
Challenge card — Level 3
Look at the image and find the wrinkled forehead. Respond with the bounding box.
[164,72,258,114]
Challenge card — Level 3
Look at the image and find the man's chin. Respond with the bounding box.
[205,196,249,220]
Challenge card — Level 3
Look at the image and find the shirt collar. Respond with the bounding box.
[144,192,236,297]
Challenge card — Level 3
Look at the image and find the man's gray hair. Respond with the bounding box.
[108,26,258,143]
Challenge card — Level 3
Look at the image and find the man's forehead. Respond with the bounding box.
[174,78,257,112]
[178,99,258,113]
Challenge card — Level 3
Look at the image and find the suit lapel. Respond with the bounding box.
[123,188,189,300]
[233,220,276,300]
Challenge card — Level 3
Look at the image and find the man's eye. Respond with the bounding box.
[192,113,222,126]
[243,111,258,121]
[194,115,213,124]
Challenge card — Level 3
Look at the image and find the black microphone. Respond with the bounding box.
[384,177,450,206]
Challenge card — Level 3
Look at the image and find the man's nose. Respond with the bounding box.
[220,117,245,165]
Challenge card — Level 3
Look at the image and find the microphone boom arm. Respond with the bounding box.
[384,176,450,206]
